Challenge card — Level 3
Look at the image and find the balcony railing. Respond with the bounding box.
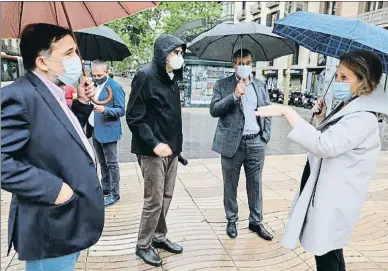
[237,10,246,21]
[357,7,388,26]
[1,43,20,55]
[266,2,279,9]
[250,2,261,15]
[221,14,235,23]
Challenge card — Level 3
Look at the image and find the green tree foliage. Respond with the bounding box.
[107,2,222,73]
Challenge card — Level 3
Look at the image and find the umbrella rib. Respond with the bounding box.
[198,36,226,59]
[18,2,24,38]
[117,2,131,16]
[82,2,98,26]
[230,35,241,60]
[247,34,269,61]
[50,2,59,25]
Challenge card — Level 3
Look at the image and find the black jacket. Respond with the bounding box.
[1,72,104,260]
[126,34,186,156]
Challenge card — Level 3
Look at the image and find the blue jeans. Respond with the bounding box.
[26,252,80,271]
[92,136,120,197]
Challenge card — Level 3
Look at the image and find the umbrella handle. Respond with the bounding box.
[90,86,113,106]
[61,2,113,106]
[309,73,335,124]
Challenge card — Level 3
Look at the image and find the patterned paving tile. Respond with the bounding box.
[1,153,387,270]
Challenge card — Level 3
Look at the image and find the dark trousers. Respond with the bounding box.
[315,249,346,271]
[93,135,120,197]
[137,155,178,249]
[221,136,266,225]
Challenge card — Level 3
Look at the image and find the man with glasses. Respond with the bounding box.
[126,34,186,267]
[210,49,273,241]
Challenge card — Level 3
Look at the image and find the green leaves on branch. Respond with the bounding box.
[107,2,222,72]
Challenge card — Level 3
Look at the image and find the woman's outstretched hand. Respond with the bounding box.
[255,104,286,117]
[256,104,302,128]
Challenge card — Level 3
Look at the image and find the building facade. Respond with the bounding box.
[220,1,388,94]
[1,39,20,56]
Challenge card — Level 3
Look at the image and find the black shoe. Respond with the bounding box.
[135,246,162,267]
[226,222,238,239]
[104,195,120,207]
[103,190,110,196]
[152,239,183,254]
[249,223,273,241]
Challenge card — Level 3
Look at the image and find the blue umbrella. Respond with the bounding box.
[273,11,388,73]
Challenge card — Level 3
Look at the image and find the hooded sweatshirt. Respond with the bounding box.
[126,34,186,156]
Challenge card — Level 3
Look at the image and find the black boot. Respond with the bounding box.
[135,246,162,267]
[226,222,238,238]
[249,223,273,241]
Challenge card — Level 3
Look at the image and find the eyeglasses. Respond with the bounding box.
[171,49,184,57]
[234,61,252,66]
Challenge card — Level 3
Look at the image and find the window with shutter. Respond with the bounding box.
[266,14,271,26]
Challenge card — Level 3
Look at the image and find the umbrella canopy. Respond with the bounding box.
[1,1,158,38]
[187,22,296,62]
[273,11,388,73]
[75,25,131,61]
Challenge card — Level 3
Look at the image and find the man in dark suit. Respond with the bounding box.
[86,60,125,207]
[210,49,273,241]
[1,23,104,270]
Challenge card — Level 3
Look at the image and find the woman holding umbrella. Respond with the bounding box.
[256,50,388,270]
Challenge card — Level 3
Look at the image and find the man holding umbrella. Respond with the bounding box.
[86,60,125,207]
[210,49,273,241]
[1,23,103,270]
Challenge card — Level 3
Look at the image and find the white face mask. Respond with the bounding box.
[168,55,184,70]
[236,65,252,79]
[45,55,82,85]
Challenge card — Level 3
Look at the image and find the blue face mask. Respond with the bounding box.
[332,82,353,101]
[236,65,252,79]
[45,56,82,85]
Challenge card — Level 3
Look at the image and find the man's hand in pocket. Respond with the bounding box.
[54,182,74,205]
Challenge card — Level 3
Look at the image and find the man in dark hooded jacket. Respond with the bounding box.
[126,34,186,267]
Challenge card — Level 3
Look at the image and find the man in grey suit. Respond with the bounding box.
[210,49,273,241]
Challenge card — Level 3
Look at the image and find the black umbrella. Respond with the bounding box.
[75,25,131,61]
[188,22,296,62]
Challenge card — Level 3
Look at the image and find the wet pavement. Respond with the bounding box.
[1,77,388,271]
[114,77,388,163]
[2,153,388,270]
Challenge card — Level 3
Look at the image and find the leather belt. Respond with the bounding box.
[241,132,260,140]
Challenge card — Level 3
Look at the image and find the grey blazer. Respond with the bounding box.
[210,75,271,158]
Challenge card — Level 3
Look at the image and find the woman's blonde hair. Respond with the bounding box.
[339,50,383,96]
